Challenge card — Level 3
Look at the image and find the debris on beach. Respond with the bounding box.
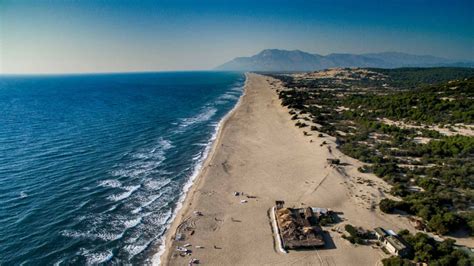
[183,243,191,247]
[189,258,199,265]
[193,211,203,216]
[240,199,248,203]
[176,247,188,252]
[327,158,340,165]
[234,191,240,196]
[175,233,184,241]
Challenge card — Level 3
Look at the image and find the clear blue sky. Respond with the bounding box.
[1,0,473,73]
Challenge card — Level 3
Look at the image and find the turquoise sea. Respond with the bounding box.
[0,71,245,264]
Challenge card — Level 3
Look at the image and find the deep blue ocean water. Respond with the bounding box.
[0,71,245,265]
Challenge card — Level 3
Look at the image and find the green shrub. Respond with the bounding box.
[382,256,414,266]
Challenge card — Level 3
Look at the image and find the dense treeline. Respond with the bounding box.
[416,135,474,157]
[343,78,474,124]
[379,197,466,235]
[368,67,474,89]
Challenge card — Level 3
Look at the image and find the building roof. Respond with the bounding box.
[311,207,328,214]
[374,227,388,237]
[385,235,407,251]
[387,229,397,236]
[275,206,325,249]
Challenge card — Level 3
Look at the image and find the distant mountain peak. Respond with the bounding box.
[215,49,472,71]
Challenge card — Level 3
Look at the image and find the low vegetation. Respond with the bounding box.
[342,224,372,245]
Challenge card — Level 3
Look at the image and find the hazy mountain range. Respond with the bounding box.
[215,49,474,71]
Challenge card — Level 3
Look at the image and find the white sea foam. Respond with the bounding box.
[191,152,201,161]
[179,107,217,128]
[81,249,114,264]
[152,75,247,265]
[124,242,150,258]
[192,142,208,146]
[131,185,173,214]
[99,179,122,188]
[107,185,141,202]
[142,211,153,218]
[53,258,64,266]
[214,100,228,105]
[61,229,124,242]
[123,217,142,229]
[214,90,241,105]
[148,208,173,226]
[157,138,173,150]
[111,160,166,178]
[144,178,171,190]
[231,86,243,92]
[106,204,118,212]
[218,93,239,101]
[131,207,142,214]
[111,137,173,179]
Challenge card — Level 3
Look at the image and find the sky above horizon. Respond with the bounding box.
[1,0,473,74]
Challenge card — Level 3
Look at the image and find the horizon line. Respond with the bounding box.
[0,69,234,76]
[3,66,474,76]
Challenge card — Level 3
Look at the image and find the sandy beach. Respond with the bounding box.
[158,73,468,265]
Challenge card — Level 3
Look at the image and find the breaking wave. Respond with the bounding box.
[110,137,173,179]
[81,249,114,264]
[179,107,217,128]
[107,185,141,202]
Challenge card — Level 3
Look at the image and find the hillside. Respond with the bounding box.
[215,49,474,71]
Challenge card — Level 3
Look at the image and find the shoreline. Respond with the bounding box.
[157,73,472,265]
[152,73,249,265]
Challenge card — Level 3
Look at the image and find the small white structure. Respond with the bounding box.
[374,227,387,241]
[311,207,329,215]
[374,227,410,257]
[384,235,409,257]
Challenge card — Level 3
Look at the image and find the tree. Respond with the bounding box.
[382,256,413,266]
[428,214,448,235]
[379,199,396,213]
